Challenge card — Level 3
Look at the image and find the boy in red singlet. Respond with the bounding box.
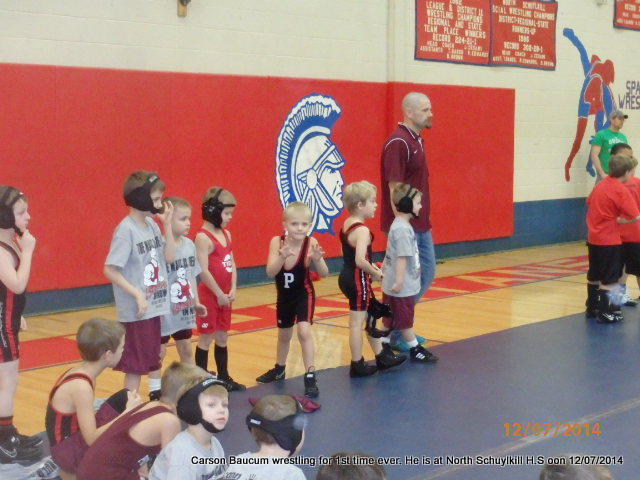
[46,318,142,479]
[0,186,42,463]
[194,187,244,391]
[338,181,405,378]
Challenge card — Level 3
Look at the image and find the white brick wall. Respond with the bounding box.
[1,0,638,203]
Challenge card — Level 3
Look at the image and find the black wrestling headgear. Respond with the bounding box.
[177,377,227,433]
[0,186,24,230]
[245,400,306,456]
[365,296,393,338]
[202,188,235,228]
[124,174,164,214]
[395,185,419,219]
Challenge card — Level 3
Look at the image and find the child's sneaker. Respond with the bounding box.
[410,344,439,363]
[304,370,319,398]
[621,292,638,306]
[149,390,161,401]
[349,358,377,377]
[375,343,407,371]
[219,376,246,392]
[256,364,286,383]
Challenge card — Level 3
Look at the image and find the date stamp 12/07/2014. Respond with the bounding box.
[504,422,601,438]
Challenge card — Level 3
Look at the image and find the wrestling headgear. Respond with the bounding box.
[202,188,235,228]
[245,400,306,456]
[176,377,227,433]
[0,186,24,231]
[365,296,392,338]
[124,174,164,214]
[395,185,419,219]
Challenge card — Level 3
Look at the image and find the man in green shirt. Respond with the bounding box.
[590,109,629,179]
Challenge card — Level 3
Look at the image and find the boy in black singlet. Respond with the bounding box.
[256,202,328,398]
[0,186,42,463]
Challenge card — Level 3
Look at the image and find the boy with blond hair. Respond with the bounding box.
[257,202,329,397]
[149,375,228,480]
[104,171,175,398]
[220,395,306,480]
[381,183,438,363]
[339,181,405,377]
[161,197,206,369]
[195,187,244,391]
[46,318,142,479]
[76,362,205,480]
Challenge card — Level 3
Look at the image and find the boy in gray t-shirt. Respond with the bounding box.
[381,183,439,363]
[220,395,306,480]
[104,171,176,395]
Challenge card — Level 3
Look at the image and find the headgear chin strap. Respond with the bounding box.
[202,188,235,228]
[0,187,24,233]
[245,401,306,456]
[395,185,419,219]
[176,377,227,434]
[124,175,164,214]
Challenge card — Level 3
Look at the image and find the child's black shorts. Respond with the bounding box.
[622,242,640,277]
[587,243,623,285]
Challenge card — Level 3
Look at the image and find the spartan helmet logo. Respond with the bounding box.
[275,94,346,234]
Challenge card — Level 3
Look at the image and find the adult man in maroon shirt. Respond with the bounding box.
[380,92,436,353]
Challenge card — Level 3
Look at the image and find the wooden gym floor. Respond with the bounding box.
[17,242,589,434]
[16,241,638,479]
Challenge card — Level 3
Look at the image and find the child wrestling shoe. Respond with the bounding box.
[256,364,286,383]
[349,358,377,377]
[219,376,246,392]
[410,344,439,363]
[9,427,43,449]
[304,370,319,398]
[375,343,407,371]
[0,435,41,464]
[597,310,617,323]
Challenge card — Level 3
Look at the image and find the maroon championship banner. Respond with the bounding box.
[614,0,640,30]
[490,0,557,69]
[415,0,491,65]
[416,0,557,70]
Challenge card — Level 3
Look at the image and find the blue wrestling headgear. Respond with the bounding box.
[177,377,228,434]
[202,188,235,228]
[245,399,306,456]
[124,174,164,214]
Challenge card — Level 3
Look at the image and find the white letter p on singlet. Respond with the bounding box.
[284,272,295,288]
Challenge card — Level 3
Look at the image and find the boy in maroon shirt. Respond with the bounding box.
[586,154,640,323]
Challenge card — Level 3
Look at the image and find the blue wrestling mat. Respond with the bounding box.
[217,308,640,480]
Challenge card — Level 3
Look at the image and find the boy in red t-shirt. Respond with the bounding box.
[586,154,640,323]
[611,144,640,307]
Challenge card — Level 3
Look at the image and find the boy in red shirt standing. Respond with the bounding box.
[586,154,640,323]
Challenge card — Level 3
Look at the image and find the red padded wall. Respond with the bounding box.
[0,64,514,292]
